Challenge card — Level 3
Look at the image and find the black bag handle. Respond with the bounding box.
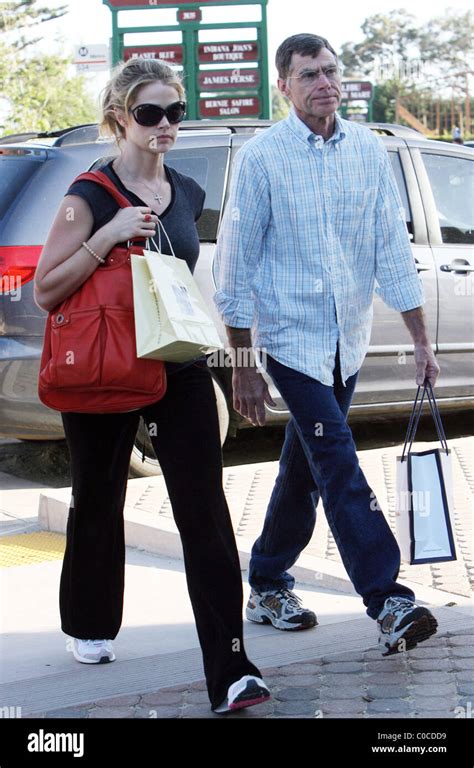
[401,378,448,462]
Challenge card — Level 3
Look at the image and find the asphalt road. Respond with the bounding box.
[0,410,472,487]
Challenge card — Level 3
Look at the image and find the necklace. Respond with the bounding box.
[115,161,166,204]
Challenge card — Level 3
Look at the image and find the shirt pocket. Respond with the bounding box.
[334,189,376,239]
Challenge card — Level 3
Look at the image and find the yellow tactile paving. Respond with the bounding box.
[0,532,66,568]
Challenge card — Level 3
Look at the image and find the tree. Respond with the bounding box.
[340,9,473,84]
[340,10,419,79]
[0,0,67,51]
[340,9,473,131]
[0,1,98,135]
[3,54,99,133]
[418,11,474,75]
[271,85,290,121]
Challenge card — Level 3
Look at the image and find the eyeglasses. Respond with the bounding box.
[129,101,187,126]
[288,66,340,86]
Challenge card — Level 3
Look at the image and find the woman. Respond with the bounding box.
[34,58,270,714]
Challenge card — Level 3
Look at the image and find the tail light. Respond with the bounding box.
[0,246,42,295]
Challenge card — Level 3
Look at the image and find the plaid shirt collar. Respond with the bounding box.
[285,105,347,148]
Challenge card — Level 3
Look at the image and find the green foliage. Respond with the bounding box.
[0,1,98,135]
[0,0,67,51]
[339,8,472,127]
[372,81,398,123]
[271,85,290,121]
[341,8,473,79]
[2,53,99,134]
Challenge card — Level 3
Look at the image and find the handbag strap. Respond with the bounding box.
[401,378,448,462]
[73,170,133,209]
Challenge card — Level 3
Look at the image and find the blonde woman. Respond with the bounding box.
[34,58,270,714]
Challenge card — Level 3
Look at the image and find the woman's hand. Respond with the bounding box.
[104,206,159,244]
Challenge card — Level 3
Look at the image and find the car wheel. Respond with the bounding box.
[128,373,230,478]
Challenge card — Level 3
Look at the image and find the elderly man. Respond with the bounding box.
[214,33,440,656]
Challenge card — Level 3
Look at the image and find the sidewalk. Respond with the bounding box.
[0,438,472,719]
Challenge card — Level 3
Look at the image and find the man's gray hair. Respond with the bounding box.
[275,34,338,80]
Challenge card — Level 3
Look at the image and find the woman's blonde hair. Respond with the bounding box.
[100,57,185,141]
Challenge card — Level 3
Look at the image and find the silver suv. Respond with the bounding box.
[0,121,473,476]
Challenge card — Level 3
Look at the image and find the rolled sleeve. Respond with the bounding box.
[213,146,270,328]
[374,146,425,312]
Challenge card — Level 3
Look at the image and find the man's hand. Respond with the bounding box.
[401,307,441,388]
[232,367,276,426]
[414,342,440,387]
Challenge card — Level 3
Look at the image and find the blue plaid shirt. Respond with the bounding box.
[213,107,425,386]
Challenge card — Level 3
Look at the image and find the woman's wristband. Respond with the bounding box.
[82,241,106,265]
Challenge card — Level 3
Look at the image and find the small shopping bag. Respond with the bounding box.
[131,223,223,363]
[395,380,456,564]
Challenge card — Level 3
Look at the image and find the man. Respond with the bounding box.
[213,33,440,656]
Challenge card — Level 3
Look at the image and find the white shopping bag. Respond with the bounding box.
[395,381,456,564]
[131,225,223,363]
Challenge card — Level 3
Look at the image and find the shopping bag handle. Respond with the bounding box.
[401,379,448,462]
[145,219,176,259]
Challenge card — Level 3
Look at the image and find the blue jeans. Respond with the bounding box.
[249,350,415,619]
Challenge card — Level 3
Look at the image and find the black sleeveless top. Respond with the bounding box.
[66,159,206,375]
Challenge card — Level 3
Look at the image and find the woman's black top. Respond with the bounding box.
[66,159,206,375]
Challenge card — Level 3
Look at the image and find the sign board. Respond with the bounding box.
[74,44,109,72]
[199,96,261,117]
[104,0,248,6]
[124,45,184,63]
[178,8,202,21]
[103,0,270,120]
[341,81,373,101]
[198,42,259,63]
[199,68,260,90]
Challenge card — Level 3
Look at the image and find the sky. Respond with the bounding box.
[33,0,473,99]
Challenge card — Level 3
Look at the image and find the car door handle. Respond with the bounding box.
[414,259,431,272]
[440,262,474,274]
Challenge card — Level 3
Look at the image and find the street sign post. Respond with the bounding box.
[102,0,270,119]
[198,68,260,90]
[199,96,261,117]
[74,44,110,72]
[123,44,184,62]
[340,80,374,122]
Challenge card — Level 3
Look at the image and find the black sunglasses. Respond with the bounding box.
[129,101,186,126]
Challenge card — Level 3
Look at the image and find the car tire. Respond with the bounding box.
[128,372,230,478]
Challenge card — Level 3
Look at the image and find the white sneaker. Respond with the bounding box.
[246,588,318,631]
[212,675,271,714]
[72,638,116,664]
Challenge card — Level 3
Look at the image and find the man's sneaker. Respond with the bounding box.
[246,588,318,631]
[213,675,271,714]
[377,597,438,656]
[72,638,116,664]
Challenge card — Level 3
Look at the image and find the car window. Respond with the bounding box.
[421,153,474,244]
[165,147,228,242]
[0,154,45,224]
[388,151,413,239]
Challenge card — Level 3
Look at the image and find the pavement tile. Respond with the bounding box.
[366,686,409,699]
[322,662,364,674]
[274,701,316,716]
[140,691,184,706]
[321,687,367,700]
[411,697,457,711]
[135,705,181,718]
[274,687,319,702]
[87,706,135,718]
[411,684,457,697]
[366,699,411,714]
[43,708,89,718]
[96,694,140,707]
[321,700,365,714]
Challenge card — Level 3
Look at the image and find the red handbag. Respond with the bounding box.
[38,170,167,413]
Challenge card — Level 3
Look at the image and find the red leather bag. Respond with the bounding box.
[38,170,167,413]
